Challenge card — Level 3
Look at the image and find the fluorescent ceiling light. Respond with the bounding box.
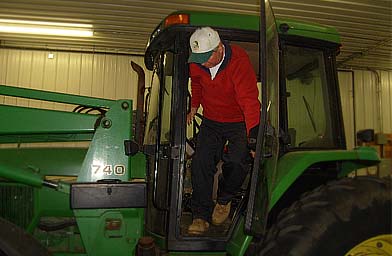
[0,19,93,37]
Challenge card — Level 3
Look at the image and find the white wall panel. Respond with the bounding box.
[354,71,380,132]
[338,70,392,150]
[379,71,392,133]
[0,48,152,149]
[0,48,150,112]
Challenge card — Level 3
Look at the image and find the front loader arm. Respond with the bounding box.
[0,163,71,194]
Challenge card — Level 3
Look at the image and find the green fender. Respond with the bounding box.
[269,146,380,209]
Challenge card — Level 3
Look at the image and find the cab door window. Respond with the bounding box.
[284,45,335,149]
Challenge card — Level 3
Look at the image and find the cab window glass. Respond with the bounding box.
[284,45,334,148]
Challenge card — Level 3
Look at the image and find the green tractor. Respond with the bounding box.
[0,2,390,256]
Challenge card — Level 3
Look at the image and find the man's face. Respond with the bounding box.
[201,43,224,68]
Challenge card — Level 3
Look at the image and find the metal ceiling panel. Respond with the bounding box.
[0,0,390,70]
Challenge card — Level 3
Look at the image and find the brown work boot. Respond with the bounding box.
[188,218,209,235]
[212,201,231,225]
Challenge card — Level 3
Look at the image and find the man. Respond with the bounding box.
[187,27,260,235]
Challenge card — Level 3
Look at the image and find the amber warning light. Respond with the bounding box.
[164,14,190,27]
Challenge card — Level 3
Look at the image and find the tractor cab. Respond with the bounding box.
[141,2,347,253]
[0,1,386,255]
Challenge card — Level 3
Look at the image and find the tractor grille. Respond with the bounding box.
[0,184,34,228]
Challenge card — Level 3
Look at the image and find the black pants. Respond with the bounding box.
[191,118,249,222]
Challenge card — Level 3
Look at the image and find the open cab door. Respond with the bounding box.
[245,0,280,236]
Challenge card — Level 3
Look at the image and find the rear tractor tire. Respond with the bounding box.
[259,177,391,256]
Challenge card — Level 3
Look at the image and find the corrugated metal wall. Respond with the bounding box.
[0,48,151,112]
[0,48,391,151]
[379,71,392,133]
[338,70,392,149]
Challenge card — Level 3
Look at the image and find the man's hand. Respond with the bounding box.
[187,107,198,125]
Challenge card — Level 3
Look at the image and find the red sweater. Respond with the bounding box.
[190,43,260,134]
